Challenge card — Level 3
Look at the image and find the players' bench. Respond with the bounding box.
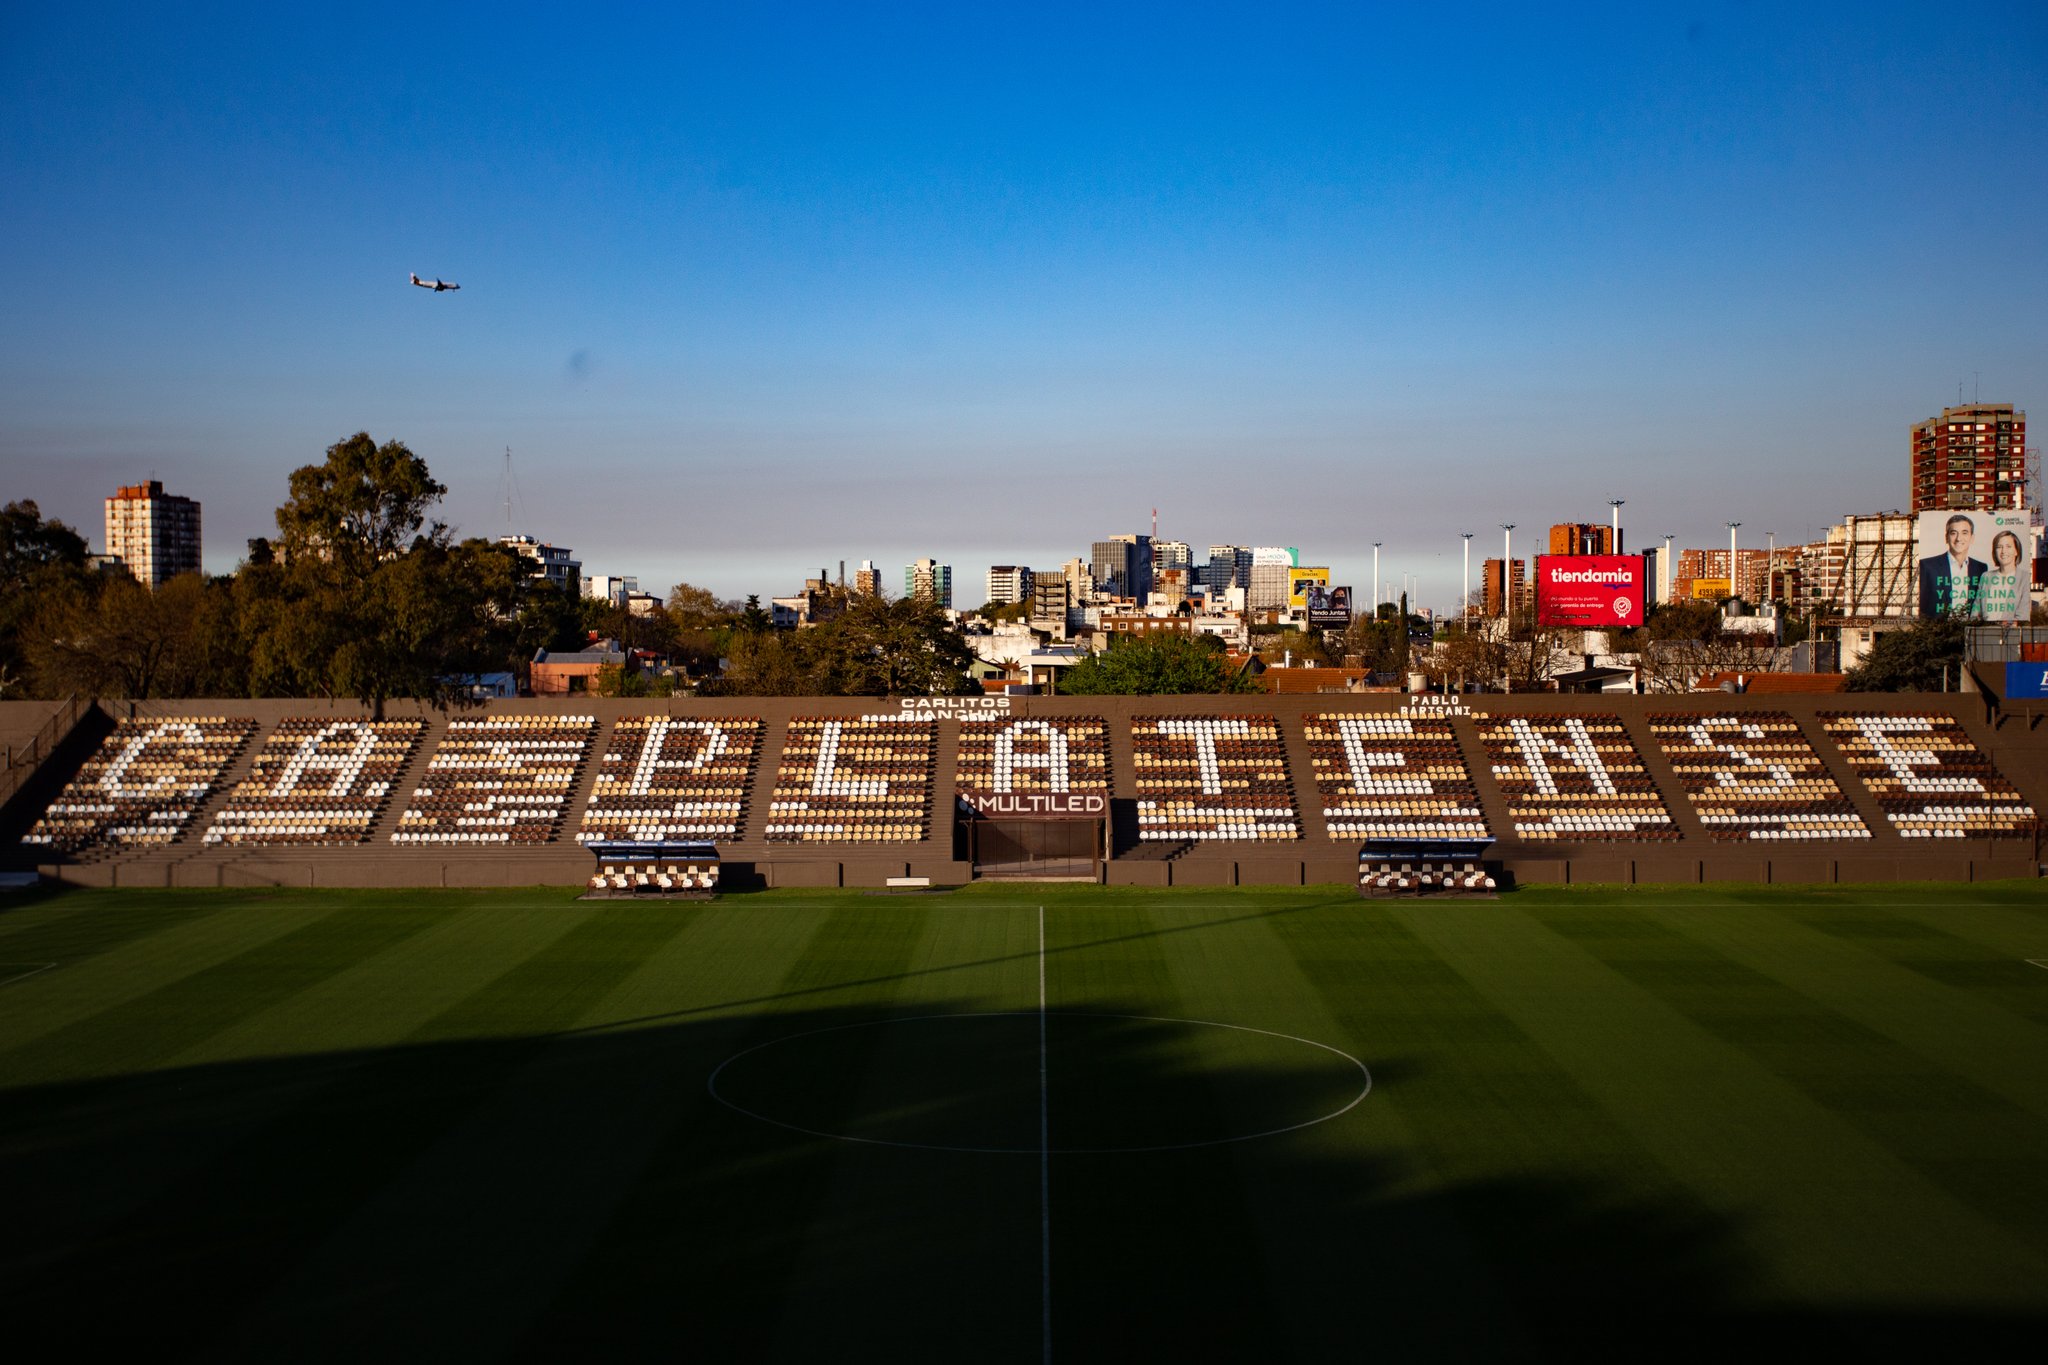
[1357,838,1499,897]
[583,840,720,898]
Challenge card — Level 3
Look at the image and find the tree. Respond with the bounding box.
[737,595,773,633]
[0,500,92,697]
[1844,617,1967,692]
[273,432,448,568]
[1057,633,1257,695]
[23,571,237,700]
[666,581,739,631]
[818,593,979,696]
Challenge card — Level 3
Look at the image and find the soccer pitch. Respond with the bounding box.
[2,882,2045,1361]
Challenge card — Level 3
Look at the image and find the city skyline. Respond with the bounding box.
[4,4,2044,611]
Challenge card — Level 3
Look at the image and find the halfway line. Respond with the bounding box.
[1039,904,1051,1365]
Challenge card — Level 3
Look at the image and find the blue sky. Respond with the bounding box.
[3,2,2043,610]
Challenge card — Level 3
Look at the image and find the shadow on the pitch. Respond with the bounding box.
[0,999,2039,1365]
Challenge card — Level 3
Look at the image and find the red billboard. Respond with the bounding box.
[1535,555,1644,627]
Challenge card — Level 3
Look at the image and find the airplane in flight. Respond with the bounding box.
[409,272,460,292]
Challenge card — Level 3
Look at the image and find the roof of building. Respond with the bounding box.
[1260,666,1371,694]
[1692,671,1849,694]
[532,648,626,666]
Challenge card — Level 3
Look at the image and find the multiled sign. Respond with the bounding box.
[1535,555,1645,627]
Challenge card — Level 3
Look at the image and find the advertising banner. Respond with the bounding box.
[1535,555,1644,627]
[1915,509,2033,620]
[1688,577,1730,601]
[2007,661,2048,701]
[1288,566,1330,609]
[1305,584,1353,629]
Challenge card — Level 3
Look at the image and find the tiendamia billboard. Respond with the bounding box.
[1535,554,1645,627]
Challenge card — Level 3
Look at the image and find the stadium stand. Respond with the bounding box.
[391,714,596,844]
[1475,712,1676,841]
[1820,712,2037,839]
[206,717,424,846]
[1132,714,1300,841]
[579,716,762,843]
[23,716,254,854]
[1306,711,1489,841]
[764,716,936,842]
[956,716,1109,794]
[1647,712,1870,841]
[8,695,2044,887]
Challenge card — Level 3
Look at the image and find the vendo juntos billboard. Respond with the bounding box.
[1535,555,1644,627]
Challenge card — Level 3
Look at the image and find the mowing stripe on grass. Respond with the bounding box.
[0,901,447,1085]
[0,897,342,1057]
[221,899,839,1361]
[1404,905,2048,1306]
[1657,905,2048,1124]
[498,904,966,1362]
[1548,906,2048,1261]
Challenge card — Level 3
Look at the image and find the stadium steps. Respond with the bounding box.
[1277,717,1327,843]
[365,713,452,845]
[1792,712,1907,849]
[1617,712,1711,842]
[927,713,960,858]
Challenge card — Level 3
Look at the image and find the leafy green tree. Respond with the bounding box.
[0,500,92,697]
[1057,633,1256,695]
[23,571,235,699]
[1845,617,1968,692]
[818,593,978,696]
[273,432,447,568]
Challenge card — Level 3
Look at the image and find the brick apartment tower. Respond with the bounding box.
[1546,523,1616,556]
[104,480,201,587]
[1911,403,2026,512]
[1482,558,1527,617]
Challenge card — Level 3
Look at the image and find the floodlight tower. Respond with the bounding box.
[1727,522,1741,600]
[1608,499,1625,552]
[1500,523,1515,618]
[1372,542,1382,612]
[1460,532,1474,622]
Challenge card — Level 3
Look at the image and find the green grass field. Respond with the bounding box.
[2,881,2046,1362]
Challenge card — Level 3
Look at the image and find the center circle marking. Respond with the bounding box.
[707,1011,1372,1154]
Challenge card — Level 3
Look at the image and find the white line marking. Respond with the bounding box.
[1039,904,1051,1365]
[705,1012,1373,1154]
[0,963,56,988]
[2027,959,2048,970]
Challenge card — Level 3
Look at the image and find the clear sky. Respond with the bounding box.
[3,2,2043,612]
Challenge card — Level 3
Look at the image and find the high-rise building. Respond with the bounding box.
[1031,570,1070,622]
[1547,523,1616,556]
[1245,547,1296,611]
[1089,534,1152,600]
[1203,545,1250,592]
[104,480,201,588]
[985,564,1032,607]
[499,535,581,592]
[1912,403,2027,512]
[1672,548,1769,604]
[583,574,639,607]
[1062,556,1097,604]
[905,557,952,607]
[1151,540,1191,576]
[853,560,882,596]
[1482,558,1528,617]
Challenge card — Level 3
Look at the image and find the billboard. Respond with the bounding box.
[1688,577,1731,601]
[1305,584,1353,629]
[1535,555,1645,627]
[1915,509,2034,620]
[1288,566,1330,609]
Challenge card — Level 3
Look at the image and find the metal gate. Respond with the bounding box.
[970,819,1102,880]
